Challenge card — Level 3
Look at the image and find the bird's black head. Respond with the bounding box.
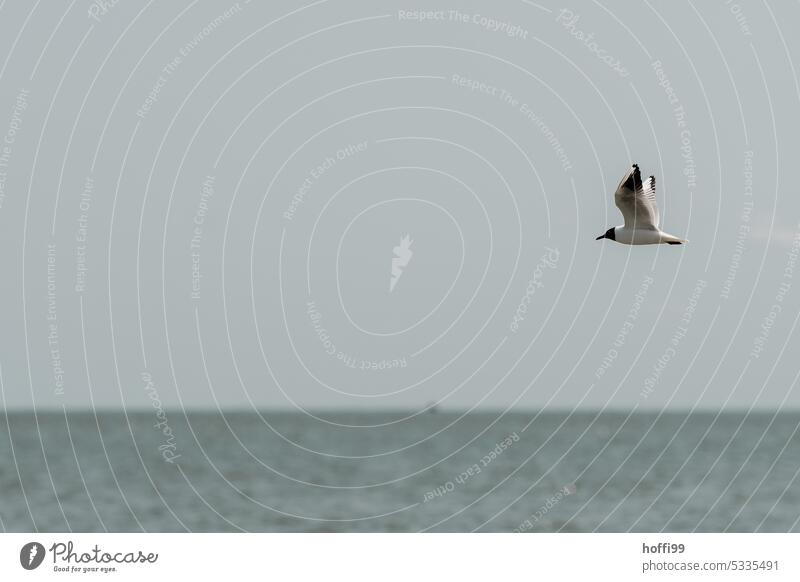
[596,227,615,241]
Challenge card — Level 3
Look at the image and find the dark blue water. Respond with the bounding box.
[1,411,799,532]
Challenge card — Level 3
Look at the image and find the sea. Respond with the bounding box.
[1,411,798,532]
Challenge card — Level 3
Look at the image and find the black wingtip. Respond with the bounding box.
[667,241,682,245]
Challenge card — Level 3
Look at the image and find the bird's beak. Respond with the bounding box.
[595,234,605,240]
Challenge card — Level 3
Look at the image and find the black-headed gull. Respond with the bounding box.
[596,164,685,245]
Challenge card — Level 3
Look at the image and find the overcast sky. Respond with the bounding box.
[1,0,799,411]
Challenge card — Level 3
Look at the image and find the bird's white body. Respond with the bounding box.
[597,164,685,246]
[611,225,684,245]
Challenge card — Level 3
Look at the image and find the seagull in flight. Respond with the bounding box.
[596,164,685,245]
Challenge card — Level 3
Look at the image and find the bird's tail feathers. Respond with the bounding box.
[662,233,687,245]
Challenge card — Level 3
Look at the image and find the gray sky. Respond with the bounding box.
[1,0,799,411]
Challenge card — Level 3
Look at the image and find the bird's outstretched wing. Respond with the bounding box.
[614,164,660,229]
